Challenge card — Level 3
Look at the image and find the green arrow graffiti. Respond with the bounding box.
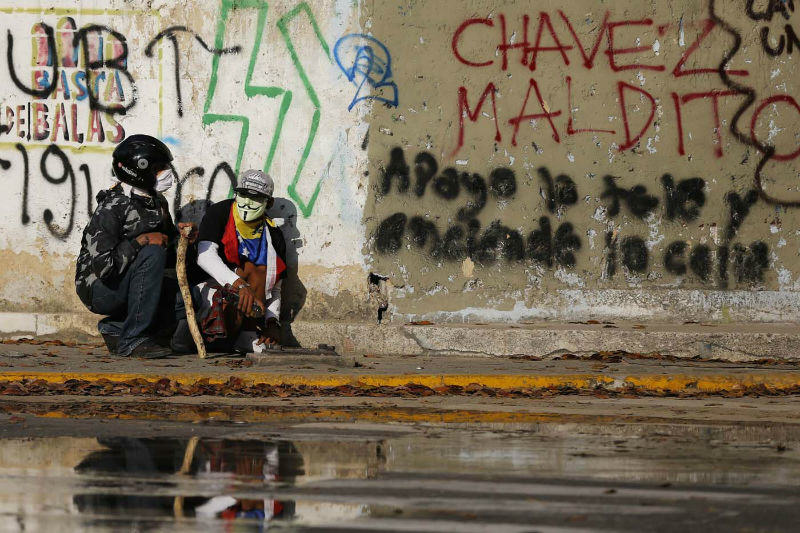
[277,3,331,218]
[203,0,330,217]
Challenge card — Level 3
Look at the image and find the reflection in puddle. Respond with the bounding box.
[0,435,377,531]
[0,421,799,531]
[73,438,302,523]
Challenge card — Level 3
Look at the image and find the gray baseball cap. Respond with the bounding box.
[235,169,274,197]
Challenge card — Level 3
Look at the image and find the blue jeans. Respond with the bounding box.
[91,245,185,355]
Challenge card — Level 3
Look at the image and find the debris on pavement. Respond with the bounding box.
[0,377,799,399]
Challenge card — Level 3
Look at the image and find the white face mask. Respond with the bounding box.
[154,168,175,193]
[236,194,267,222]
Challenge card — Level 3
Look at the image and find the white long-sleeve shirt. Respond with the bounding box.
[196,241,239,287]
[196,240,282,321]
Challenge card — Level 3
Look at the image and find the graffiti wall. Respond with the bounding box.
[0,0,798,324]
[362,0,800,322]
[0,0,370,319]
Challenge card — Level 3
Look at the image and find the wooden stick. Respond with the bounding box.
[177,228,207,359]
[173,436,200,518]
[179,435,200,474]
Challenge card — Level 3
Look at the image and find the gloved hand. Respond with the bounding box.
[136,232,169,247]
[177,222,198,243]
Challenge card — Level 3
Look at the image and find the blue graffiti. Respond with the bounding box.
[333,33,398,111]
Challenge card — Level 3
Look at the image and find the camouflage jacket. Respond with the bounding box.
[75,184,177,309]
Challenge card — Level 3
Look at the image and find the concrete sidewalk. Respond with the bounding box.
[2,339,800,397]
[2,311,800,362]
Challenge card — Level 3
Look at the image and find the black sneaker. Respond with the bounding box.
[101,333,119,354]
[127,340,172,359]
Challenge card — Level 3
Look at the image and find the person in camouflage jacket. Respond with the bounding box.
[75,186,177,307]
[74,135,197,358]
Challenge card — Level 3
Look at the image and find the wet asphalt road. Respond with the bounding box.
[0,411,798,532]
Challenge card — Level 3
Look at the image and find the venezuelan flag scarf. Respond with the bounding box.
[231,204,276,265]
[221,204,284,295]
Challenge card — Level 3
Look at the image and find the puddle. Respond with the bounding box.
[0,420,799,531]
[0,438,300,531]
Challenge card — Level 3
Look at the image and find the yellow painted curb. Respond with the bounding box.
[624,373,800,393]
[0,371,614,390]
[1,370,800,394]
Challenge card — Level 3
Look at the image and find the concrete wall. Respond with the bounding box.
[0,0,798,326]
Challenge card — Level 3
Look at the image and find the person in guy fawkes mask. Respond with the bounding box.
[194,169,287,353]
[74,134,198,359]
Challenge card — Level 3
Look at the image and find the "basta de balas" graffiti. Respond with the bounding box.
[1,18,130,144]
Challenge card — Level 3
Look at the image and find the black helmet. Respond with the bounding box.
[112,134,173,189]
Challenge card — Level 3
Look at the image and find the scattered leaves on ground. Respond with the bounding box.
[0,377,796,399]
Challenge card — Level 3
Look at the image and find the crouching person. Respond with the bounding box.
[195,170,287,353]
[74,135,198,358]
